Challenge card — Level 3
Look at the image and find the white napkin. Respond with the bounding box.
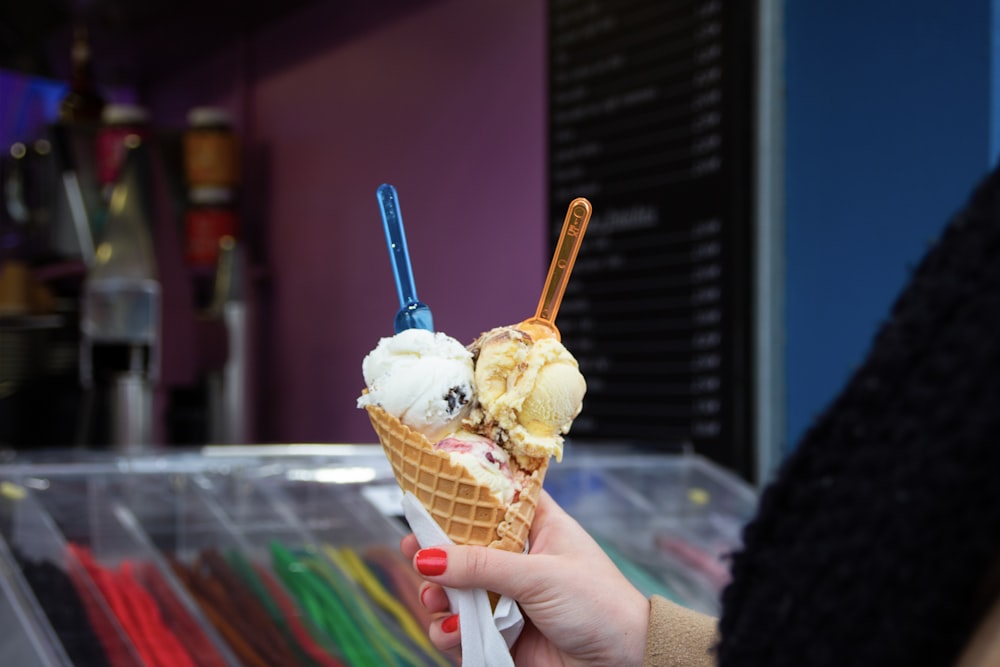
[401,491,523,666]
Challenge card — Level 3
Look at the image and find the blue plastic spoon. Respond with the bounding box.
[376,183,434,333]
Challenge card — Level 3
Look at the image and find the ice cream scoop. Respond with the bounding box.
[377,183,434,333]
[357,328,474,441]
[467,326,585,464]
[517,197,592,342]
[434,431,520,505]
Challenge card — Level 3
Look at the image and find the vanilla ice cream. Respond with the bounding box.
[466,326,586,464]
[433,430,521,505]
[357,329,475,442]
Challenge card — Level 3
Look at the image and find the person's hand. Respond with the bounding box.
[400,490,650,666]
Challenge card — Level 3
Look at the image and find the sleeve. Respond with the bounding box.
[643,595,719,667]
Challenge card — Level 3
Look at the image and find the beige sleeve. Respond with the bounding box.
[954,593,1000,667]
[643,595,719,667]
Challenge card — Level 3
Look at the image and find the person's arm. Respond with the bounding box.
[643,595,718,667]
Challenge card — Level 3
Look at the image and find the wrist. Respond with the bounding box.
[623,590,651,666]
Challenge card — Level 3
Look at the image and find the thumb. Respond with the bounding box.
[413,544,545,601]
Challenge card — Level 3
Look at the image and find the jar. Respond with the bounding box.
[95,103,150,196]
[183,107,240,188]
[185,186,238,267]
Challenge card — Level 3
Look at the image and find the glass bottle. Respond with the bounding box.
[58,25,105,124]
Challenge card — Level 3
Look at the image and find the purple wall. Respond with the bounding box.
[150,0,547,443]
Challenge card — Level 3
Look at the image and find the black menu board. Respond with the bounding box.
[548,0,756,479]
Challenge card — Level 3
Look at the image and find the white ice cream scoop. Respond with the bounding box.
[358,329,474,441]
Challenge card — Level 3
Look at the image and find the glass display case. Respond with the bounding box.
[0,445,757,665]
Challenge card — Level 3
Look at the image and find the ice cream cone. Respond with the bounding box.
[365,403,546,553]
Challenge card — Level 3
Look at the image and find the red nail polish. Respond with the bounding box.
[419,585,430,608]
[415,548,447,576]
[441,614,459,633]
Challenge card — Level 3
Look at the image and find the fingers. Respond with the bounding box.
[412,544,540,601]
[526,490,571,552]
[414,578,460,651]
[400,533,420,559]
[400,491,585,601]
[427,613,462,651]
[398,489,596,628]
[532,489,561,524]
[418,583,462,651]
[417,581,451,614]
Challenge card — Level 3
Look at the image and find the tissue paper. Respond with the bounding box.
[402,492,523,667]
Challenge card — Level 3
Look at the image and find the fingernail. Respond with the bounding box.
[441,613,459,633]
[415,548,447,576]
[419,585,430,608]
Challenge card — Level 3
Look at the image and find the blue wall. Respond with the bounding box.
[783,0,994,450]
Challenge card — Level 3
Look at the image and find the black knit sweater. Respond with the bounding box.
[717,164,1000,666]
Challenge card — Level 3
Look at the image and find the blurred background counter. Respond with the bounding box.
[0,445,755,666]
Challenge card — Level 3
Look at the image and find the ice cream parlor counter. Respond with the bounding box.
[0,444,757,666]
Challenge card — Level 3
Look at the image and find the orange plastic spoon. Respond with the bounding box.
[518,197,592,341]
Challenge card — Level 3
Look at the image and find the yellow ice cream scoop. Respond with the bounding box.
[519,357,586,437]
[469,326,586,463]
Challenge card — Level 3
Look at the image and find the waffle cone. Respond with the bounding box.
[365,404,546,553]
